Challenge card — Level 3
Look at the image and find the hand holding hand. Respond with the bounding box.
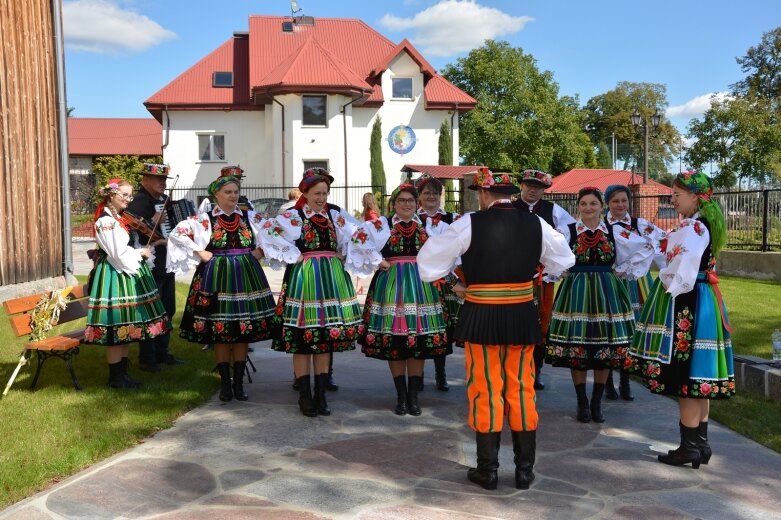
[251,248,264,261]
[379,259,391,271]
[197,250,213,263]
[453,282,467,299]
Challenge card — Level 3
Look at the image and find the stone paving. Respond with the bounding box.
[4,241,779,519]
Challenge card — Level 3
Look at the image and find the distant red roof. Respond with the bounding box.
[549,169,673,195]
[402,164,484,180]
[68,118,161,156]
[145,16,475,118]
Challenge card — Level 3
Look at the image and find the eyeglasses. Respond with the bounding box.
[395,198,417,204]
[118,193,134,201]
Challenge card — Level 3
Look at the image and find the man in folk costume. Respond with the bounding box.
[511,169,575,390]
[418,168,574,490]
[127,163,183,372]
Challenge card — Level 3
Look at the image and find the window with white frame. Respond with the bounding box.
[392,77,413,100]
[302,95,327,126]
[198,134,225,161]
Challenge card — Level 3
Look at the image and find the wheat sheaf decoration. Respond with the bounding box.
[29,287,74,342]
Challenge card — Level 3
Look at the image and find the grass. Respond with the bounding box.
[0,274,779,508]
[0,279,218,508]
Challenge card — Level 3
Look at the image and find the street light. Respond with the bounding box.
[631,109,662,183]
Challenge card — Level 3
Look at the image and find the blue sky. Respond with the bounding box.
[63,0,780,133]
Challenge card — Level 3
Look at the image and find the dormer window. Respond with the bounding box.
[392,77,413,100]
[212,71,233,88]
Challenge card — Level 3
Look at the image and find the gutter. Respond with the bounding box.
[162,105,170,152]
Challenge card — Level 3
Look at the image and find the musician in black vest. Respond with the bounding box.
[127,163,183,372]
[511,169,575,390]
[418,168,574,490]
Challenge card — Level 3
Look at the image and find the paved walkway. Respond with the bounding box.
[3,241,779,519]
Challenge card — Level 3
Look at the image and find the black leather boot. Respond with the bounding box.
[291,372,300,391]
[575,383,590,422]
[467,432,501,490]
[658,424,702,468]
[418,369,425,391]
[217,362,233,402]
[232,360,248,401]
[434,355,449,391]
[591,383,606,423]
[297,375,317,417]
[314,373,331,416]
[604,370,618,400]
[120,357,141,388]
[619,369,634,401]
[108,361,134,389]
[533,344,545,390]
[393,375,408,415]
[695,421,711,464]
[512,430,536,490]
[407,375,422,416]
[326,353,338,391]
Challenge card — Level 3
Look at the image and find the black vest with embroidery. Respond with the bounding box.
[457,203,543,345]
[295,204,340,253]
[512,198,554,227]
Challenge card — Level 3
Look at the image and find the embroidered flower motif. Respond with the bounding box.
[303,330,314,342]
[329,328,341,339]
[699,382,712,396]
[193,321,205,332]
[352,230,368,244]
[372,219,384,231]
[148,320,165,337]
[336,216,346,227]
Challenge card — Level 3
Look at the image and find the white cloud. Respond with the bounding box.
[380,0,532,57]
[667,92,731,119]
[63,0,176,53]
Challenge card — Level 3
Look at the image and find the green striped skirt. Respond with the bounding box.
[179,249,276,344]
[272,251,361,354]
[546,266,635,370]
[358,256,450,360]
[85,255,169,345]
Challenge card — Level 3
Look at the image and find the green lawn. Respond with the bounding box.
[717,275,781,359]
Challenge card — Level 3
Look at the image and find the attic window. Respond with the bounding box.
[212,72,233,88]
[282,21,294,32]
[392,78,413,100]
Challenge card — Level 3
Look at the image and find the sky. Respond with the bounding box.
[63,0,781,134]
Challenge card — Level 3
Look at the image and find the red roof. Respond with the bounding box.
[145,16,475,118]
[68,118,161,156]
[549,169,673,195]
[402,164,484,180]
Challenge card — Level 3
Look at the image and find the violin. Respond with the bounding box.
[124,211,164,242]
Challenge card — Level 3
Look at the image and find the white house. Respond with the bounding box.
[144,15,476,209]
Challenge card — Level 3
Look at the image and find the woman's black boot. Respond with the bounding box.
[434,355,449,391]
[590,383,606,423]
[120,357,141,388]
[297,375,317,417]
[604,370,618,400]
[696,421,712,464]
[575,383,590,422]
[407,376,422,416]
[658,424,702,468]
[393,375,408,415]
[217,362,233,402]
[314,373,331,416]
[619,369,634,401]
[232,361,248,401]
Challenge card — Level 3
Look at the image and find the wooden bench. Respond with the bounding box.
[3,284,90,393]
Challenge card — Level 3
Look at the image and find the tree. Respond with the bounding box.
[732,26,781,101]
[369,115,386,197]
[442,40,594,174]
[581,82,680,178]
[596,141,613,169]
[91,155,160,203]
[437,119,457,212]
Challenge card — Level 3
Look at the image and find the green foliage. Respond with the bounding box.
[581,81,680,179]
[732,26,781,100]
[596,141,613,169]
[442,40,594,174]
[438,119,453,165]
[91,155,162,203]
[369,116,386,196]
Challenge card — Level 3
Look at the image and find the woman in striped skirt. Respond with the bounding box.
[347,183,449,416]
[259,168,362,417]
[167,175,276,402]
[85,179,170,389]
[546,187,653,423]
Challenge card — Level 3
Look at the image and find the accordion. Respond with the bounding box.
[155,199,196,237]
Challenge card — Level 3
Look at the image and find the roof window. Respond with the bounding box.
[212,71,233,88]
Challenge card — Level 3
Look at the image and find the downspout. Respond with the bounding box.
[162,105,170,152]
[271,96,286,187]
[449,103,458,166]
[340,92,363,212]
[52,0,75,282]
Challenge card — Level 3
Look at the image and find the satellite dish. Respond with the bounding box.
[291,0,302,15]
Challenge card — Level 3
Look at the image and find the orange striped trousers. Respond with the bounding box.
[464,342,538,433]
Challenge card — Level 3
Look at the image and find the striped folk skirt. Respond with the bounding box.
[179,249,276,344]
[628,272,736,399]
[359,256,450,360]
[85,256,169,346]
[271,252,361,354]
[624,271,654,321]
[546,266,635,370]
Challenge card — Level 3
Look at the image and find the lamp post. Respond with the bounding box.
[631,109,662,183]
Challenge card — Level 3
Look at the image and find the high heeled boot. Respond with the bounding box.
[512,430,536,490]
[314,373,331,416]
[296,375,317,417]
[407,375,422,416]
[467,431,501,490]
[604,370,618,400]
[393,375,407,415]
[434,355,449,391]
[590,382,606,423]
[232,360,248,401]
[658,424,702,468]
[575,383,590,423]
[619,369,634,401]
[326,352,338,391]
[697,421,712,464]
[217,362,233,402]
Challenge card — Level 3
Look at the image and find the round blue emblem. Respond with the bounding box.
[387,125,417,155]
